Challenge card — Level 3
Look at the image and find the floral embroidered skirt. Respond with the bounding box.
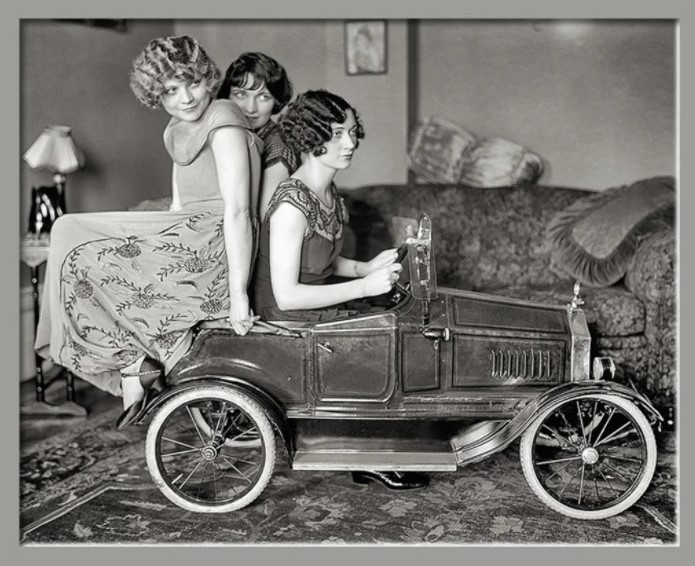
[35,202,254,396]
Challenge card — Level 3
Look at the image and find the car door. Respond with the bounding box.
[310,312,397,409]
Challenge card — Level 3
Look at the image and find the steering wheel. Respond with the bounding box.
[386,244,411,307]
[395,242,409,264]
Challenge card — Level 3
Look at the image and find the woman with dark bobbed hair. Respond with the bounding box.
[252,89,429,490]
[252,89,400,322]
[36,36,262,428]
[218,52,300,218]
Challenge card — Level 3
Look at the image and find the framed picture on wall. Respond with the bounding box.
[345,20,387,75]
[62,19,128,32]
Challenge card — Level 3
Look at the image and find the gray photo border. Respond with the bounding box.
[3,0,690,564]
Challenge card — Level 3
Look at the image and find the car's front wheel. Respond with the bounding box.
[520,393,657,520]
[145,385,276,513]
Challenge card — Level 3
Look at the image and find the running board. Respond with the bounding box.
[292,450,457,471]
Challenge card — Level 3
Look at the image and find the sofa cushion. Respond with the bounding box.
[479,283,645,337]
[408,116,477,184]
[459,137,545,188]
[408,116,545,188]
[547,176,675,288]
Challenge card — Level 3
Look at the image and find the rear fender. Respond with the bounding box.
[134,375,294,457]
[454,381,662,467]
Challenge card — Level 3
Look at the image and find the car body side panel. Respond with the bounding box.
[401,331,439,392]
[310,313,398,406]
[312,330,396,403]
[451,334,566,386]
[445,293,572,388]
[450,294,568,334]
[169,329,306,405]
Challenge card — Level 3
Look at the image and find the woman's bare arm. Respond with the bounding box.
[258,161,290,220]
[333,248,399,279]
[269,203,400,311]
[170,163,182,211]
[210,126,256,334]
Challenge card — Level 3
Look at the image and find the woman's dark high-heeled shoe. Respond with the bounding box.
[116,359,164,429]
[351,470,430,490]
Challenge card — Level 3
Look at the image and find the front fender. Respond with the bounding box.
[454,381,662,467]
[132,376,294,457]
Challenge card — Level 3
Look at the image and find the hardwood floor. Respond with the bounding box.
[20,375,121,451]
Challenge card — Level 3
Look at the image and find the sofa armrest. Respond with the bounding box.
[624,230,675,304]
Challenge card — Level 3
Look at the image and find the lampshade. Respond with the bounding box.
[23,125,85,175]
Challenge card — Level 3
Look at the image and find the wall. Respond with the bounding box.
[322,21,408,188]
[20,19,675,217]
[417,20,676,190]
[20,19,175,225]
[175,20,409,189]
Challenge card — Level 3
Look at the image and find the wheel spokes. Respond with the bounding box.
[592,406,616,446]
[595,421,635,447]
[535,455,583,466]
[532,397,650,511]
[556,462,583,498]
[156,398,266,505]
[540,423,574,448]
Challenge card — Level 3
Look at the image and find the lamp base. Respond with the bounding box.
[28,184,66,235]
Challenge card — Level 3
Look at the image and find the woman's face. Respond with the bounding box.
[160,77,211,122]
[229,73,276,130]
[316,109,359,171]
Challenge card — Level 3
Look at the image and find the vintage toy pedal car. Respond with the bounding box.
[130,214,662,520]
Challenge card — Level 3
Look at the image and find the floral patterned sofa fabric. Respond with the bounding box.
[345,184,582,290]
[342,182,676,408]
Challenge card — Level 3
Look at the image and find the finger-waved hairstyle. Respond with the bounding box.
[279,89,364,157]
[217,52,293,114]
[129,35,222,109]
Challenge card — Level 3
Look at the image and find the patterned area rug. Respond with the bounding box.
[20,405,678,545]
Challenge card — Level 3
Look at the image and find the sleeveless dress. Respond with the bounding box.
[35,100,262,396]
[253,178,352,322]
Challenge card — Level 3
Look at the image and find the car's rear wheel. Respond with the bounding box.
[520,393,656,520]
[145,385,275,513]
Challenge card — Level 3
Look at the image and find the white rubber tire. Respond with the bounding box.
[145,385,276,514]
[520,393,657,520]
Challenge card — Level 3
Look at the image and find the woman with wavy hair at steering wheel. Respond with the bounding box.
[252,89,429,490]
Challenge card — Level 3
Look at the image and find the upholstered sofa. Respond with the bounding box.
[341,182,676,412]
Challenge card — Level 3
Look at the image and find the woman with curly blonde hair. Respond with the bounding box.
[36,36,262,428]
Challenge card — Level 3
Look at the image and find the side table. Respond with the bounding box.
[20,237,88,417]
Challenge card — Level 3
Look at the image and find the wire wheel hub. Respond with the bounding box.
[200,445,218,461]
[581,446,599,465]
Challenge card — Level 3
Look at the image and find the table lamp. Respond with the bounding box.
[20,125,88,417]
[23,125,85,235]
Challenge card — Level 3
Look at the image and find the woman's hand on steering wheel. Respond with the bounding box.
[361,263,403,297]
[360,248,399,276]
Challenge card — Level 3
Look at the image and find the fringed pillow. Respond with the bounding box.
[408,116,545,188]
[547,176,675,288]
[459,137,545,188]
[408,116,477,184]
